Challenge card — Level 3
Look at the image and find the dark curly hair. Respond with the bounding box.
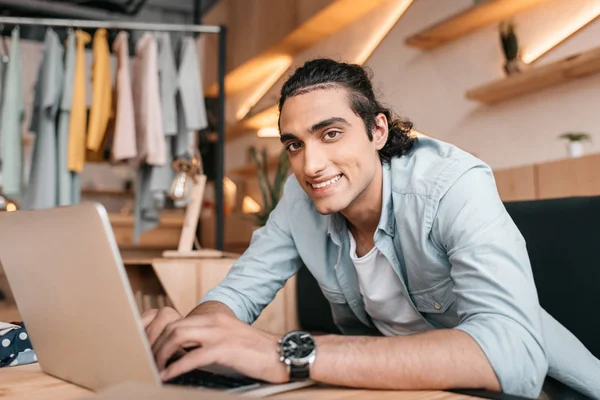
[278,58,416,163]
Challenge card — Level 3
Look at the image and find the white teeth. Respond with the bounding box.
[311,174,342,189]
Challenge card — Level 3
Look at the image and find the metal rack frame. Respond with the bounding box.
[0,16,227,250]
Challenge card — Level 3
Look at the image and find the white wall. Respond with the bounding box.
[365,0,600,170]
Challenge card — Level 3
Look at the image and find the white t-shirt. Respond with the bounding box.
[348,231,432,336]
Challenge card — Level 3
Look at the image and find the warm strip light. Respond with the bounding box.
[522,6,600,64]
[242,196,261,214]
[246,105,280,130]
[235,56,293,121]
[257,127,280,138]
[354,0,414,64]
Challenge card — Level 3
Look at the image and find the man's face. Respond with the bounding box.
[279,88,386,215]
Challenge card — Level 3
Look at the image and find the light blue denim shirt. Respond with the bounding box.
[201,137,600,399]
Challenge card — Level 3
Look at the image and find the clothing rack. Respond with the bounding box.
[0,16,227,251]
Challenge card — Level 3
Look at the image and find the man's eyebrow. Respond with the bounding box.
[279,117,350,143]
[309,117,349,133]
[280,133,298,143]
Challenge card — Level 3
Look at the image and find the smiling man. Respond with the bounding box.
[143,59,600,399]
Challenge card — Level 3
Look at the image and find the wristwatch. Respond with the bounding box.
[277,330,316,381]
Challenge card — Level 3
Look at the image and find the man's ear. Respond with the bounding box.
[372,113,389,151]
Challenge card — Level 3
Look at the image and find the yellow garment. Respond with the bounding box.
[67,30,91,172]
[86,28,112,152]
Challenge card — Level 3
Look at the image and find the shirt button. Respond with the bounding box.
[433,302,441,310]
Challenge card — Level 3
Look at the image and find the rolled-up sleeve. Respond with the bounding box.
[431,165,547,397]
[200,177,303,324]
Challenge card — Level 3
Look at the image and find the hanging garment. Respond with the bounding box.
[142,136,176,243]
[0,52,7,167]
[133,32,166,166]
[133,163,155,243]
[56,31,76,206]
[0,35,9,171]
[132,33,167,243]
[71,174,81,204]
[157,32,178,136]
[86,28,112,153]
[175,36,208,157]
[177,37,208,132]
[174,96,194,158]
[68,30,91,206]
[145,32,179,236]
[111,31,137,162]
[0,57,5,101]
[0,28,25,199]
[23,29,64,210]
[0,49,7,119]
[67,30,91,173]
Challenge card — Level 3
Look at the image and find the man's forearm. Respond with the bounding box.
[311,329,501,392]
[187,301,236,318]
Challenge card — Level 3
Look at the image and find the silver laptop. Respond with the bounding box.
[0,202,313,396]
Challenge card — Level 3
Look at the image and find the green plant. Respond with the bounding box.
[558,132,592,142]
[248,146,291,226]
[500,19,518,61]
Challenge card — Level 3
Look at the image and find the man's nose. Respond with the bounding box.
[303,145,327,177]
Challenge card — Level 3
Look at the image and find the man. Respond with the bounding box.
[143,59,600,399]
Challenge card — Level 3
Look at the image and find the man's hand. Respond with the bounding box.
[150,311,289,384]
[142,307,184,347]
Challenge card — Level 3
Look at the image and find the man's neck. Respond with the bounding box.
[341,162,383,239]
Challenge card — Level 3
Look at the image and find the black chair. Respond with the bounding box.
[503,195,600,359]
[296,195,600,399]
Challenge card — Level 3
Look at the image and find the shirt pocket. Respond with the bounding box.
[409,277,456,314]
[318,284,347,304]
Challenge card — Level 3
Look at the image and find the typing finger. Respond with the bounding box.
[154,325,206,371]
[160,346,218,382]
[146,308,182,347]
[141,308,159,328]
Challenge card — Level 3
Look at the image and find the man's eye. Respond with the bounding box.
[324,131,341,140]
[286,142,302,152]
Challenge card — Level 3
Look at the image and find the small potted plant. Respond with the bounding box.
[499,19,525,75]
[558,132,592,158]
[248,146,290,227]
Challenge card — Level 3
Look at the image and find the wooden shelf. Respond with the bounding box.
[228,156,281,177]
[204,0,390,96]
[405,0,549,50]
[228,104,280,140]
[109,212,185,228]
[466,45,600,104]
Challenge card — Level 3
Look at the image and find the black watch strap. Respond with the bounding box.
[289,363,310,381]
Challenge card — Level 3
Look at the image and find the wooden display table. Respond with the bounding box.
[123,255,299,336]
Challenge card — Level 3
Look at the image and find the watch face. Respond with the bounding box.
[282,331,315,360]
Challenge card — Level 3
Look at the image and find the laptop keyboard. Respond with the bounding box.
[166,368,261,390]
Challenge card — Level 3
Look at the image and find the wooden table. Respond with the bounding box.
[0,364,474,400]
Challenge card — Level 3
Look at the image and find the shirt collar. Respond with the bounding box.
[378,163,395,236]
